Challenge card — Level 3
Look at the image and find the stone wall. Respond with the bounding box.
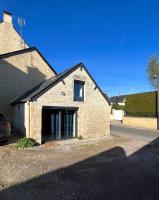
[25,67,111,143]
[0,13,56,121]
[0,50,55,120]
[123,116,157,130]
[0,21,29,54]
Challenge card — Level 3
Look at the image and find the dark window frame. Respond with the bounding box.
[74,80,85,102]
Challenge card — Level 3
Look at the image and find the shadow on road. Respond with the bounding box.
[1,138,159,200]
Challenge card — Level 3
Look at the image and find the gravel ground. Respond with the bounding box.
[0,135,159,200]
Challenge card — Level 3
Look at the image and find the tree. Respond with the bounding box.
[147,56,159,89]
[147,56,159,129]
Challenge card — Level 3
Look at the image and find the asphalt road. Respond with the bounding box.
[111,122,159,141]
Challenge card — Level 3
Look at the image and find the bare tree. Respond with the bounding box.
[147,56,159,129]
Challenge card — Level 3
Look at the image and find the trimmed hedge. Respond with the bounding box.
[125,91,157,117]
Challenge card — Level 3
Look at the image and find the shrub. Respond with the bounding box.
[16,137,39,149]
[112,104,125,111]
[125,91,157,117]
[77,135,83,140]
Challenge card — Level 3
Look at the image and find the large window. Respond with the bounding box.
[74,80,85,101]
[42,108,77,140]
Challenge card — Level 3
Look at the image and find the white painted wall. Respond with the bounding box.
[112,109,124,121]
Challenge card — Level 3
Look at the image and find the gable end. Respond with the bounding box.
[11,63,110,105]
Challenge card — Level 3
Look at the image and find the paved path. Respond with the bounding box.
[111,121,159,141]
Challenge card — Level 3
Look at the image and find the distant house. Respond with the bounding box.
[110,95,126,106]
[0,11,111,144]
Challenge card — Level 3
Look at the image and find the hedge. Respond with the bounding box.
[125,91,157,117]
[112,104,125,111]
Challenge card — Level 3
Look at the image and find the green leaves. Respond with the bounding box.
[147,56,159,89]
[16,137,39,149]
[125,92,157,117]
[77,135,83,140]
[112,104,125,111]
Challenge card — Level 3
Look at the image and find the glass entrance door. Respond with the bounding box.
[61,110,74,138]
[46,109,76,139]
[50,111,60,139]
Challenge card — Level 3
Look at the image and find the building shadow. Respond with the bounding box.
[0,59,47,140]
[1,138,159,199]
[0,59,46,120]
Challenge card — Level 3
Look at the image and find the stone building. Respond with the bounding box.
[0,11,111,143]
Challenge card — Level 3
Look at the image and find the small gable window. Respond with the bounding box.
[74,80,85,101]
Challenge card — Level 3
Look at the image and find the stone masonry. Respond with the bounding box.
[0,11,110,143]
[0,12,55,120]
[26,67,111,143]
[0,11,28,54]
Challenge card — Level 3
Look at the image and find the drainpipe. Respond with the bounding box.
[27,100,30,138]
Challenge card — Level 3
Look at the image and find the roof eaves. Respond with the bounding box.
[0,47,35,59]
[0,47,57,75]
[11,63,82,104]
[30,63,81,100]
[11,80,46,105]
[11,62,111,106]
[31,62,111,105]
[81,66,111,105]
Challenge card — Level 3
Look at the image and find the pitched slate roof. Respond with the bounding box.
[0,47,57,75]
[11,63,111,105]
[110,95,126,104]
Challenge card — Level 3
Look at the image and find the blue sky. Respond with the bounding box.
[1,0,159,96]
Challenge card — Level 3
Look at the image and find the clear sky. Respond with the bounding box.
[0,0,159,97]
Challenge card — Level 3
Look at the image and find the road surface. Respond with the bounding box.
[111,121,159,141]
